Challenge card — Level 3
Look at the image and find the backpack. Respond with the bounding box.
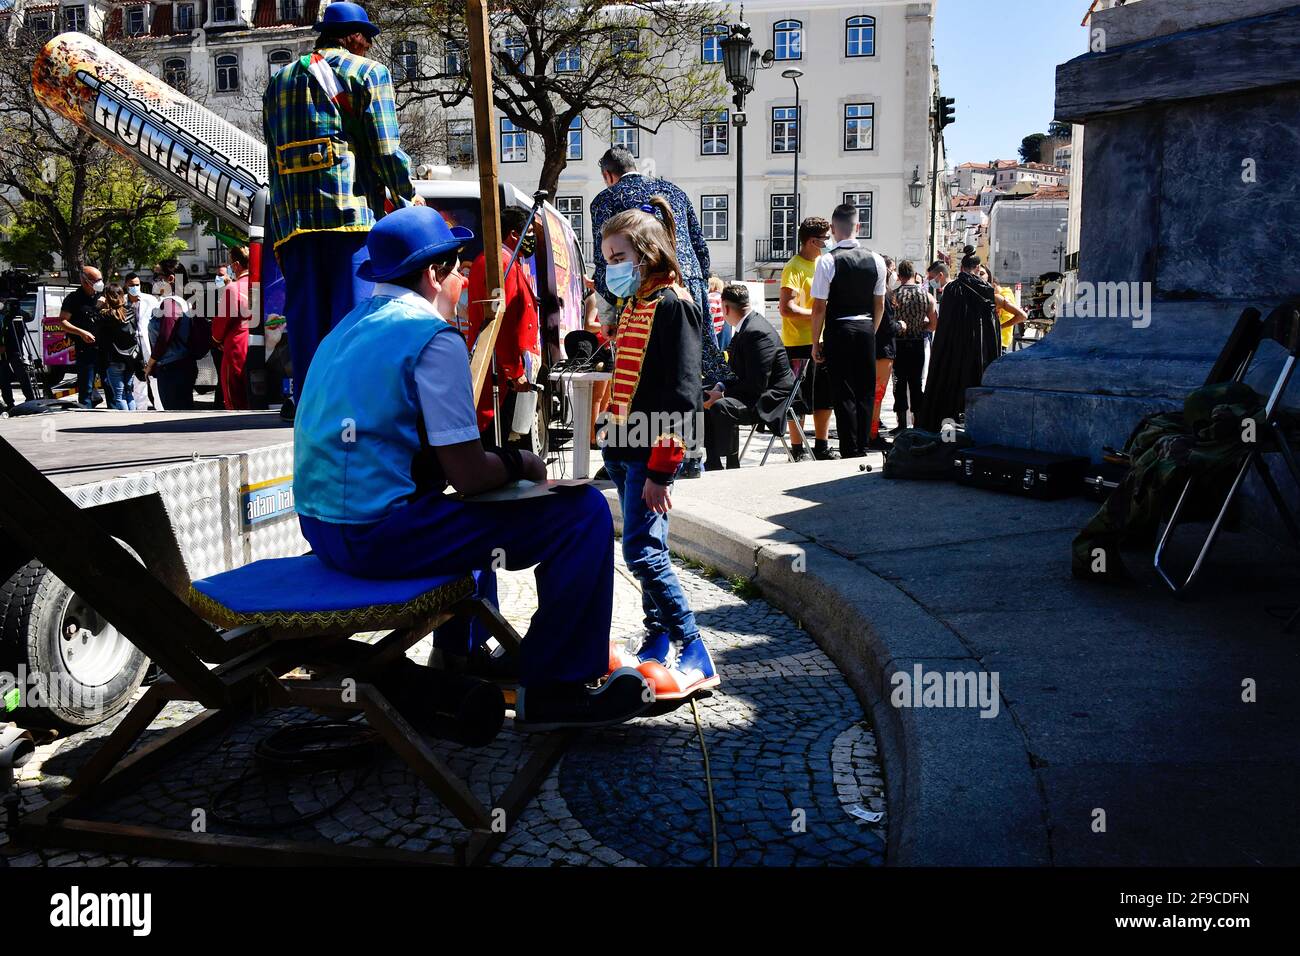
[882,427,973,480]
[187,313,213,359]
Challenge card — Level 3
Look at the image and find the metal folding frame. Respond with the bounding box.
[0,433,570,865]
[1154,303,1300,597]
[739,357,811,466]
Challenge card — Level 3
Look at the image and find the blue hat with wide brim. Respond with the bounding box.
[315,2,382,39]
[358,206,475,283]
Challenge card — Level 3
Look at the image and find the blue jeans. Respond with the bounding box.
[105,363,136,410]
[75,350,101,407]
[603,456,699,643]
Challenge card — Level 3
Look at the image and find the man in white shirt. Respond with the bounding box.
[809,204,886,458]
[124,272,159,410]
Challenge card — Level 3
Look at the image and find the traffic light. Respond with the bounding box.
[938,96,957,129]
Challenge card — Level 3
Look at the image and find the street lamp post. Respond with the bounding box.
[783,68,804,233]
[721,20,761,280]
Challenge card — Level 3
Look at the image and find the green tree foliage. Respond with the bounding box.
[0,28,184,277]
[381,0,730,197]
[1019,133,1049,164]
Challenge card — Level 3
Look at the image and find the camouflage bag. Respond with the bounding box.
[1071,383,1269,583]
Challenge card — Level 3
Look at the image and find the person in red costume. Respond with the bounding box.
[211,245,252,410]
[465,207,540,438]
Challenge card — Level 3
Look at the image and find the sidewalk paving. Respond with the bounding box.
[622,454,1300,866]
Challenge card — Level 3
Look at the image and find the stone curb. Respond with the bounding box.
[603,487,1051,867]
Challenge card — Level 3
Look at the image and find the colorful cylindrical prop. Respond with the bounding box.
[32,32,268,232]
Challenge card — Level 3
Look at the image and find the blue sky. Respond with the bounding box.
[934,0,1094,165]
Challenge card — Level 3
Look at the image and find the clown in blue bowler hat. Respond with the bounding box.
[292,206,656,731]
[263,1,427,419]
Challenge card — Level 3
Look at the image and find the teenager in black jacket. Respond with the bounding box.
[599,198,717,702]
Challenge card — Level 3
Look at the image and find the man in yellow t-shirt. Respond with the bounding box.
[779,217,838,461]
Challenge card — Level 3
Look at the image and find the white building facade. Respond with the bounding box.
[4,0,943,282]
[987,197,1069,287]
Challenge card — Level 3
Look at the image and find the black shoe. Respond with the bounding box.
[868,436,892,452]
[704,458,723,473]
[813,446,841,461]
[790,444,808,462]
[679,460,703,479]
[450,642,521,684]
[515,667,653,732]
[887,425,905,437]
[279,398,296,423]
[725,455,740,470]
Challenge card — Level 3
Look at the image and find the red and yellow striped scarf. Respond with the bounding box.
[607,281,672,424]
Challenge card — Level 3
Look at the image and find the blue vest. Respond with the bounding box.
[294,295,454,524]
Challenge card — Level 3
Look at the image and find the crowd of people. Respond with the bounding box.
[574,182,1025,471]
[3,0,1035,732]
[47,251,254,413]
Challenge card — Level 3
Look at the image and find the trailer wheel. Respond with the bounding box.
[0,559,149,731]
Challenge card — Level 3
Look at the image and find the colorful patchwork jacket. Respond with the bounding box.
[262,48,416,249]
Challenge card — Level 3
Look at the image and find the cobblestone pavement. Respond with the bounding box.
[2,553,886,867]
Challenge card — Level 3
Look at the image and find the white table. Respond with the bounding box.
[549,370,612,479]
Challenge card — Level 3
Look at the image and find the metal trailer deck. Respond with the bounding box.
[1,409,308,729]
[1,409,306,580]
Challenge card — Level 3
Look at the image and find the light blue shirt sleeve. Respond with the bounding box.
[415,330,481,446]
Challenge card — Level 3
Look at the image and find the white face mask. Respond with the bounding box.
[214,276,226,288]
[127,285,141,298]
[91,279,104,293]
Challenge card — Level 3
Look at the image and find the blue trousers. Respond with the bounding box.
[278,231,373,400]
[298,484,614,687]
[603,457,699,643]
[75,350,101,407]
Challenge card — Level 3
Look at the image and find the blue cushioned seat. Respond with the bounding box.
[190,555,474,631]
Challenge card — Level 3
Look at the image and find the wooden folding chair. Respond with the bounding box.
[739,358,811,466]
[0,433,570,865]
[1154,302,1300,596]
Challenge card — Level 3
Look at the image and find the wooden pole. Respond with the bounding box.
[466,0,505,406]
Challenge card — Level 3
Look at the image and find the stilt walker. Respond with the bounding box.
[262,2,422,411]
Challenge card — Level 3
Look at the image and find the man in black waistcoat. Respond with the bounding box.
[703,284,795,470]
[810,204,887,458]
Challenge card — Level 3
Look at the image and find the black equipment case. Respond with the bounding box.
[954,445,1089,500]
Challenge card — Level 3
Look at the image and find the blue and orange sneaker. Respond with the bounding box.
[637,636,720,701]
[611,631,671,671]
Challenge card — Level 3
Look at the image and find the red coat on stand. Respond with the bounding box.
[466,245,539,432]
[212,272,250,410]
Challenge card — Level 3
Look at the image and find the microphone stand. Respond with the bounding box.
[483,189,548,448]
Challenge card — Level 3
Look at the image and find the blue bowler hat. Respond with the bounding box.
[315,2,381,39]
[359,206,474,283]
